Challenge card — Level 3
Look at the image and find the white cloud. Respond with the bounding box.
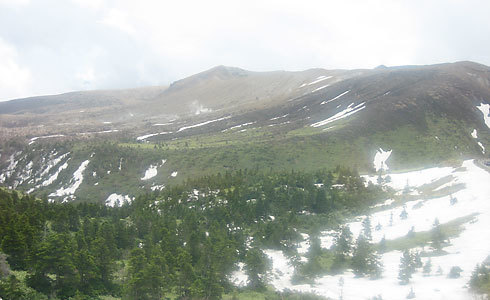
[0,38,32,100]
[98,9,136,35]
[0,0,30,6]
[1,0,490,101]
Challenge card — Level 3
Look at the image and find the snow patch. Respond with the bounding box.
[136,132,172,141]
[229,262,248,287]
[311,102,365,127]
[150,184,165,191]
[373,148,392,172]
[28,134,65,145]
[476,103,490,128]
[42,160,69,187]
[307,75,333,85]
[270,114,289,121]
[152,123,173,126]
[49,160,90,197]
[320,90,350,105]
[471,129,478,139]
[78,129,119,135]
[141,160,166,180]
[312,84,329,93]
[141,165,158,180]
[477,141,485,154]
[105,193,132,207]
[0,152,21,183]
[224,122,256,131]
[177,116,231,132]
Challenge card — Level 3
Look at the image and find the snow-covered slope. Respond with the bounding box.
[232,159,490,300]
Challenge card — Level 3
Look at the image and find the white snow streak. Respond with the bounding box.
[136,132,171,141]
[49,160,90,197]
[477,142,486,154]
[28,134,65,145]
[311,102,365,127]
[177,116,231,132]
[307,75,333,85]
[270,114,289,121]
[224,122,256,131]
[320,90,350,105]
[42,160,69,187]
[311,84,329,93]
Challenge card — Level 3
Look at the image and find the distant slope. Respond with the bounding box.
[0,61,489,203]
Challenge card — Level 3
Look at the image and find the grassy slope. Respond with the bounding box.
[11,113,487,203]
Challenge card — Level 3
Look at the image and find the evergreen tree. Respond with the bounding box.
[422,258,432,276]
[244,247,269,290]
[431,218,445,251]
[398,250,415,284]
[331,225,353,272]
[124,248,147,300]
[362,216,372,241]
[351,235,382,278]
[406,287,415,299]
[351,217,382,278]
[400,206,408,220]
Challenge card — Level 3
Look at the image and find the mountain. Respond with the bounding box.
[1,61,490,300]
[0,61,489,203]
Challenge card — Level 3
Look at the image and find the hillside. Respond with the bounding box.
[0,61,488,204]
[1,61,490,299]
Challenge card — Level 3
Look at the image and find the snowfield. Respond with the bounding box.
[231,159,490,299]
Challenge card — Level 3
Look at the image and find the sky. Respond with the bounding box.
[1,0,490,101]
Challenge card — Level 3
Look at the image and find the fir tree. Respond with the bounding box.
[431,218,445,251]
[400,206,408,220]
[362,216,372,241]
[423,258,432,276]
[398,250,415,284]
[244,247,269,290]
[351,234,382,278]
[331,225,353,272]
[406,287,415,299]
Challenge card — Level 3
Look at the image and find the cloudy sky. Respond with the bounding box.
[1,0,489,101]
